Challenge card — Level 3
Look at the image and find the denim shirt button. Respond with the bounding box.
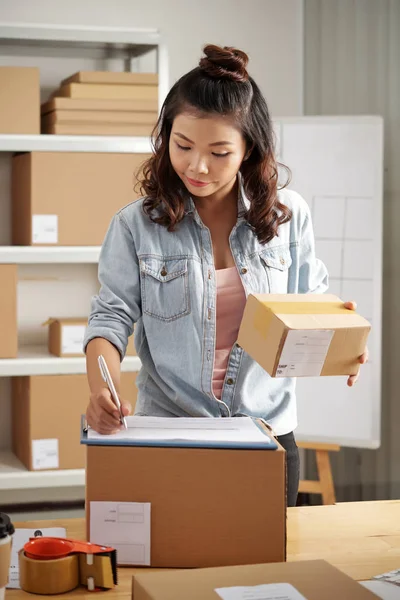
[241,267,247,274]
[226,378,234,385]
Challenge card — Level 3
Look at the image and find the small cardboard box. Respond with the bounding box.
[238,294,371,378]
[0,67,40,134]
[0,265,18,358]
[132,560,377,600]
[61,71,158,86]
[41,97,158,114]
[53,83,158,101]
[12,373,137,470]
[45,317,136,357]
[11,152,149,246]
[85,428,286,568]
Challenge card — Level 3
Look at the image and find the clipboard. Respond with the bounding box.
[80,416,278,451]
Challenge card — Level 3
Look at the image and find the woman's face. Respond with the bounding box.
[169,111,248,199]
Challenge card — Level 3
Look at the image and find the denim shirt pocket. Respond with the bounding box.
[260,245,293,293]
[140,256,191,321]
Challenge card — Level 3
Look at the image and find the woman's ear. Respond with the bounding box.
[243,145,254,161]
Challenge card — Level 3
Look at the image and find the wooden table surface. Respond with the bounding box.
[9,500,400,599]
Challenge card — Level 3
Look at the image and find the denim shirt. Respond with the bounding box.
[84,186,328,436]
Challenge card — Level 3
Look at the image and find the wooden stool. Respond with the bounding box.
[297,442,340,505]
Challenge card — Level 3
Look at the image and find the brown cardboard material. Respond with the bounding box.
[0,67,40,134]
[12,152,149,246]
[0,265,18,358]
[0,536,13,588]
[237,294,371,378]
[12,373,137,470]
[132,560,378,600]
[46,317,136,357]
[86,430,286,568]
[54,83,158,101]
[41,110,157,125]
[42,123,154,137]
[41,97,158,114]
[62,71,158,86]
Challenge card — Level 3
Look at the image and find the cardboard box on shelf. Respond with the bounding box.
[85,426,286,568]
[12,152,149,246]
[12,372,137,471]
[0,265,18,358]
[54,83,158,102]
[61,71,158,86]
[41,123,154,137]
[0,67,40,134]
[41,110,157,125]
[131,560,377,600]
[41,97,158,114]
[45,317,136,357]
[237,294,371,378]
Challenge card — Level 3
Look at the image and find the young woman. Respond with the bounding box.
[84,45,367,506]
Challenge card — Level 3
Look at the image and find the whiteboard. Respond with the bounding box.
[275,116,383,449]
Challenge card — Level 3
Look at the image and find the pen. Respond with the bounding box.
[97,354,128,429]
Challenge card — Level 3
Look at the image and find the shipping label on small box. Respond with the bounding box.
[61,324,86,355]
[32,438,59,470]
[32,214,58,244]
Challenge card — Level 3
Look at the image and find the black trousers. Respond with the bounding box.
[276,432,300,507]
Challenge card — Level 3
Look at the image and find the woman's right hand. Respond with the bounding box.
[86,388,131,435]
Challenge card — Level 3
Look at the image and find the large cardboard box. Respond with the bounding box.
[85,429,286,568]
[45,317,136,357]
[0,67,40,134]
[12,152,149,246]
[132,560,377,600]
[0,265,18,358]
[238,294,371,378]
[12,373,137,470]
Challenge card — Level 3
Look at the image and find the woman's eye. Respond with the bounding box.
[177,143,191,151]
[212,152,230,158]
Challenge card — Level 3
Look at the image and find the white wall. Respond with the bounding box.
[0,0,303,117]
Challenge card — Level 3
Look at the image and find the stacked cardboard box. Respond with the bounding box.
[0,67,40,134]
[12,372,138,471]
[41,71,158,136]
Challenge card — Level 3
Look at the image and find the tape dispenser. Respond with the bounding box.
[19,537,117,595]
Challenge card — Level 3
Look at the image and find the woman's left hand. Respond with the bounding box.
[344,301,369,387]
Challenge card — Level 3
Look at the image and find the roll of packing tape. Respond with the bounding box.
[19,550,79,595]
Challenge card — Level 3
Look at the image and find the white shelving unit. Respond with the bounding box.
[0,246,101,264]
[0,22,166,500]
[0,347,141,377]
[0,134,152,154]
[0,451,85,491]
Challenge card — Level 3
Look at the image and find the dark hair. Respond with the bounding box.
[139,44,292,244]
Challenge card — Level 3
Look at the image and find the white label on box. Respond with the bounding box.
[32,439,59,470]
[61,324,86,355]
[90,502,151,566]
[8,527,66,589]
[276,329,334,378]
[215,583,308,600]
[32,214,58,244]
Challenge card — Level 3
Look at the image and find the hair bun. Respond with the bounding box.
[199,44,249,82]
